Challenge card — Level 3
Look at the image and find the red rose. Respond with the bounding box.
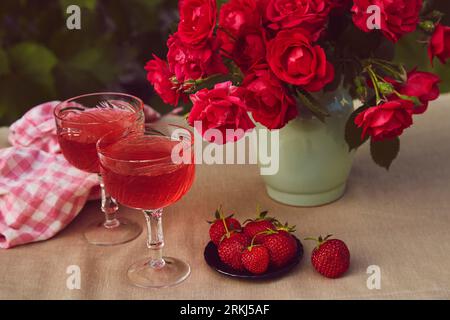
[328,0,352,14]
[265,0,331,41]
[231,29,266,74]
[397,70,440,114]
[383,70,440,114]
[352,0,422,43]
[266,29,334,91]
[178,0,217,46]
[218,0,263,58]
[219,0,261,37]
[329,0,352,9]
[167,33,228,82]
[428,24,450,65]
[355,99,414,142]
[244,68,298,129]
[145,55,184,106]
[188,81,255,143]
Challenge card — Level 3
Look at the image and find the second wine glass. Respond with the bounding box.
[97,123,195,288]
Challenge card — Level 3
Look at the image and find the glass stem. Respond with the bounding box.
[143,209,165,269]
[98,174,120,229]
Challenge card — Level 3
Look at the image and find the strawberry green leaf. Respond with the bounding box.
[214,209,220,220]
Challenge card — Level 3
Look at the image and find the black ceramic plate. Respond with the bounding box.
[204,237,303,280]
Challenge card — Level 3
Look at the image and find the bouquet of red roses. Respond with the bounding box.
[146,0,449,168]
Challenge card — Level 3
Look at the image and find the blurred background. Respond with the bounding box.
[0,0,449,126]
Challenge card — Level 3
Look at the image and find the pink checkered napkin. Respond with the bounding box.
[0,148,98,249]
[0,101,98,249]
[8,101,61,154]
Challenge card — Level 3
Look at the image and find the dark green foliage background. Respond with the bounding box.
[0,0,179,125]
[0,0,449,126]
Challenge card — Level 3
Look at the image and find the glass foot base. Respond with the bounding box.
[127,257,191,288]
[84,218,142,246]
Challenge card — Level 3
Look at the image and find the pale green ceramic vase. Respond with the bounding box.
[258,89,354,207]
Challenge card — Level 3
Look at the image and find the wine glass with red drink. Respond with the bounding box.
[54,92,144,246]
[97,123,195,288]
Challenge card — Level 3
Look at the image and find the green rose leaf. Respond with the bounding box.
[345,105,369,151]
[294,89,330,123]
[370,137,400,170]
[184,73,242,94]
[217,0,229,7]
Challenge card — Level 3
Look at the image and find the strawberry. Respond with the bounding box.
[242,245,270,275]
[243,209,277,244]
[226,231,251,246]
[261,227,298,268]
[208,206,241,246]
[307,235,350,279]
[218,231,250,271]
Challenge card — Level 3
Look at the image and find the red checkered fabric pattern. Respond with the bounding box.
[0,102,97,249]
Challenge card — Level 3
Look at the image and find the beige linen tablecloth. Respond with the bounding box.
[1,95,450,300]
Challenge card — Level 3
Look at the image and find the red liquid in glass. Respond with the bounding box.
[99,135,195,210]
[57,108,138,173]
